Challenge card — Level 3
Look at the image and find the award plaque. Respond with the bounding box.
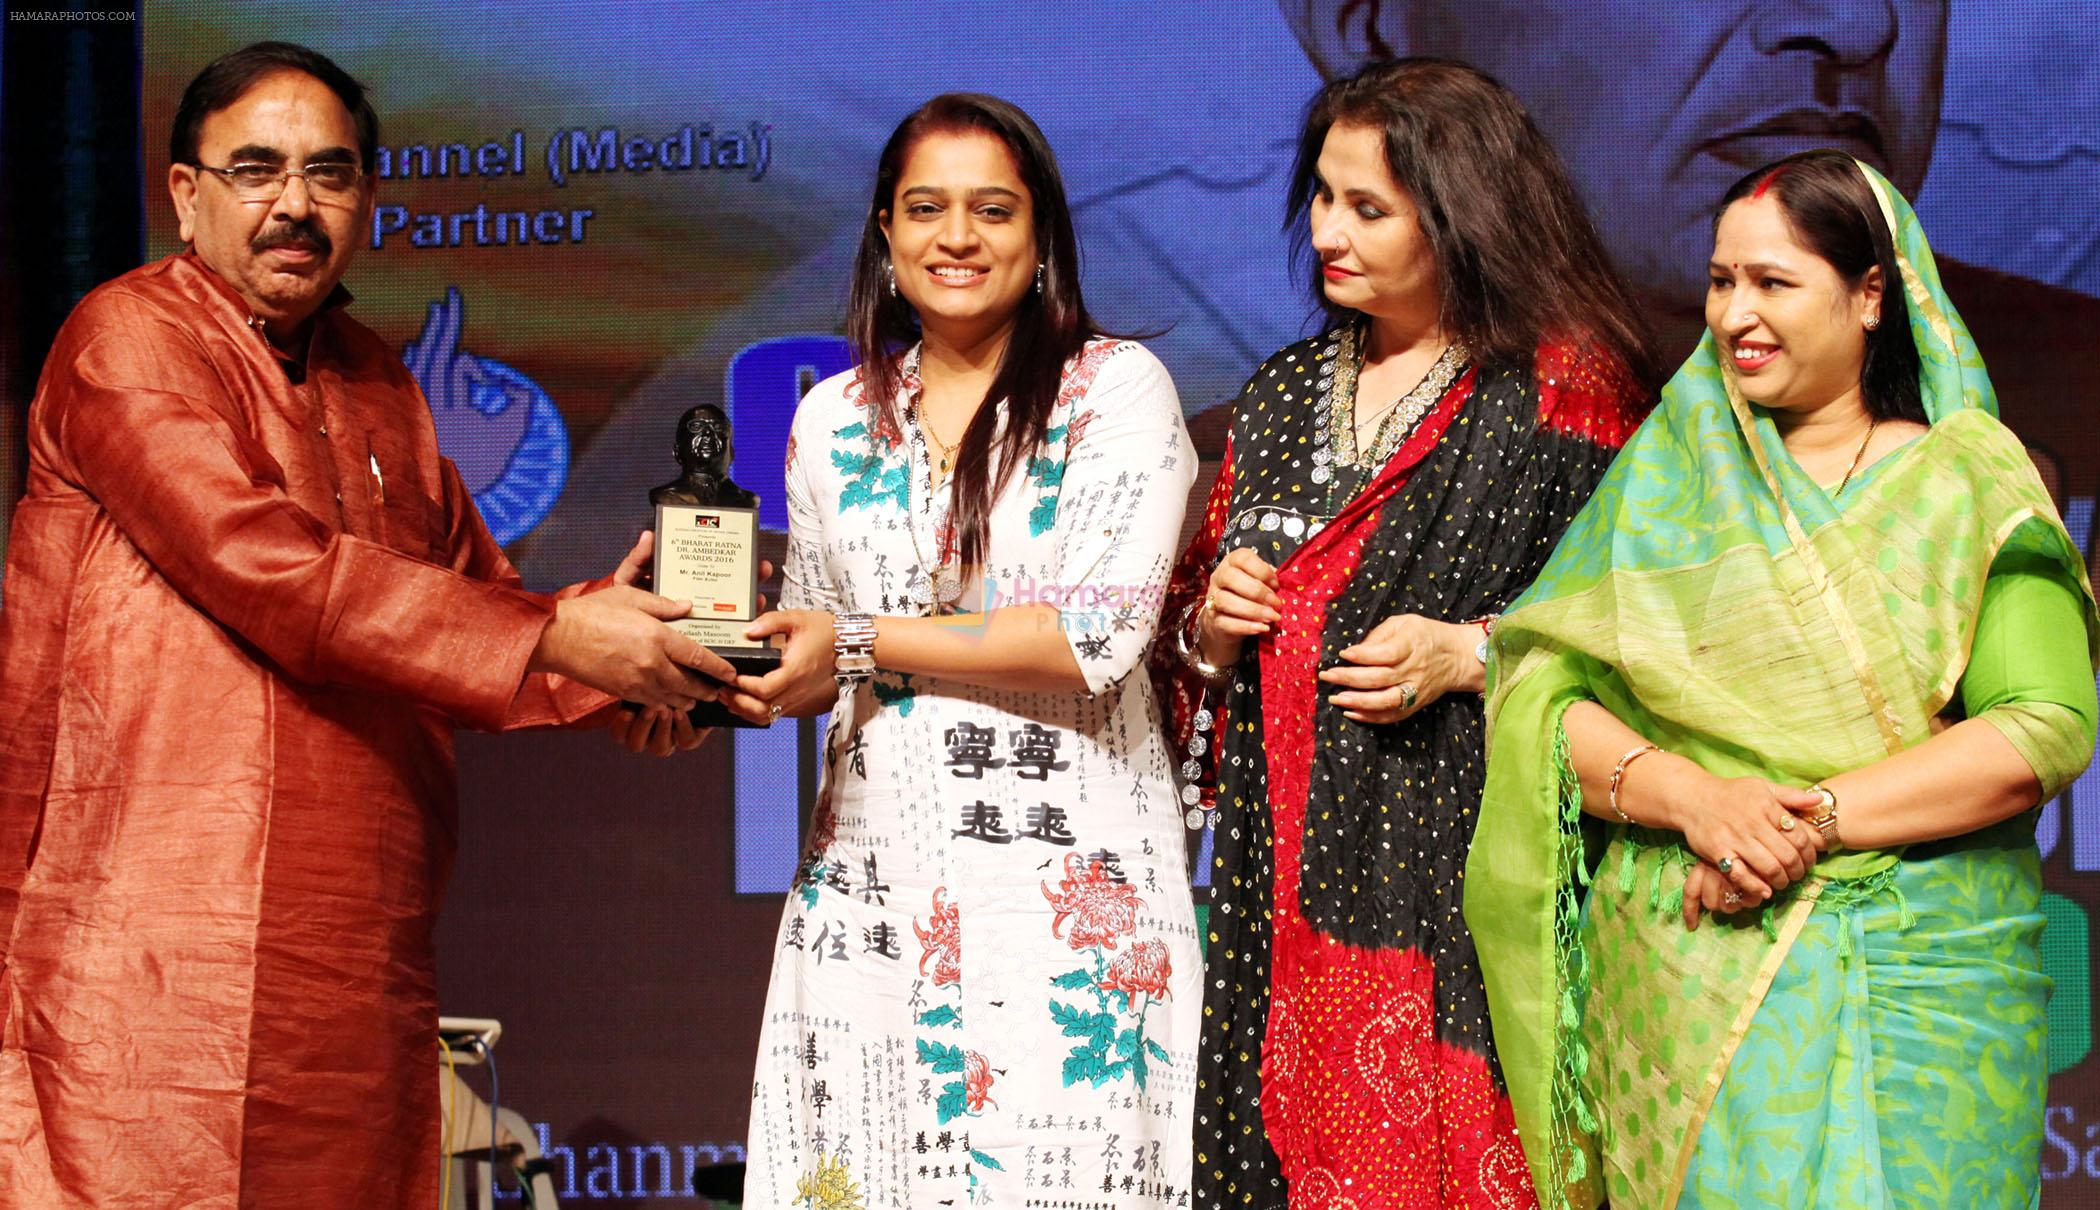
[653,500,775,667]
[647,403,780,727]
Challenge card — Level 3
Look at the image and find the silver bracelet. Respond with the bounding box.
[833,612,877,687]
[1173,599,1234,684]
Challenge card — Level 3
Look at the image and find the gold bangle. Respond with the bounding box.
[1806,783,1842,849]
[1608,743,1662,824]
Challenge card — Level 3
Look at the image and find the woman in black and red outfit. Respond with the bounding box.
[1157,59,1655,1208]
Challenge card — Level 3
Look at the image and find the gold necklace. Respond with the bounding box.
[919,410,965,477]
[1834,416,1879,497]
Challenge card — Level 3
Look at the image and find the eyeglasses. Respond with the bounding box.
[190,160,364,202]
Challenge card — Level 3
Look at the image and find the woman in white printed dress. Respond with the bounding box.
[734,93,1200,1210]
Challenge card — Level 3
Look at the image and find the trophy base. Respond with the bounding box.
[620,642,784,730]
[688,644,782,729]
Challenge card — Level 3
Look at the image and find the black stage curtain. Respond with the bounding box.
[1,3,144,550]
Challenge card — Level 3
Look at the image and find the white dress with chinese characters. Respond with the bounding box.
[744,340,1200,1210]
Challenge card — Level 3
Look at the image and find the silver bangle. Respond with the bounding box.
[1173,600,1234,684]
[833,612,877,687]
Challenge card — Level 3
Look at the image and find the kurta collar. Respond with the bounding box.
[172,248,355,379]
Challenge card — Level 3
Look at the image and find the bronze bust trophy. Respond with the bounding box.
[648,403,778,727]
[652,403,758,510]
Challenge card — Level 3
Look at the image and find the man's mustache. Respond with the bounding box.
[251,222,333,257]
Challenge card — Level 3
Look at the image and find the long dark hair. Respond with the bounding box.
[1287,58,1659,387]
[1717,150,1926,424]
[846,93,1100,571]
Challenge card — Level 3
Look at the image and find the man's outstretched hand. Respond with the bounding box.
[581,538,777,751]
[529,585,733,710]
[609,703,710,755]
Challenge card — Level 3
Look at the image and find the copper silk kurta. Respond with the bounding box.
[0,252,612,1207]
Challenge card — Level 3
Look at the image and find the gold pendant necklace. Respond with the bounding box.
[1834,416,1879,497]
[920,413,964,478]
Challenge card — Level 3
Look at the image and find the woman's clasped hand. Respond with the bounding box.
[1667,774,1834,928]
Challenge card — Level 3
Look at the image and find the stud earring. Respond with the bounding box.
[1864,313,1879,330]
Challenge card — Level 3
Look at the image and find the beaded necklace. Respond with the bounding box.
[1319,323,1470,513]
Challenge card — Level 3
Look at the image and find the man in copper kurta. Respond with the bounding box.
[0,42,737,1206]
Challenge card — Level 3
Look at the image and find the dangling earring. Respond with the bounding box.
[886,264,897,298]
[1034,263,1044,295]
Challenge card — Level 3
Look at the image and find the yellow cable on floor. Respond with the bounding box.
[439,1036,458,1210]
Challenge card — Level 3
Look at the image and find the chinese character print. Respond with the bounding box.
[745,340,1200,1208]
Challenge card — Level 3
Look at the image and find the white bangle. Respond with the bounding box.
[1174,600,1233,683]
[1608,743,1662,825]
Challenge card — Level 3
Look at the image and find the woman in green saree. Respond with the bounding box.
[1466,149,2099,1210]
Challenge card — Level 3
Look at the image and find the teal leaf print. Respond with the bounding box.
[936,1080,968,1124]
[1024,449,1067,535]
[835,452,908,512]
[1049,1000,1116,1048]
[872,673,917,717]
[1144,1037,1169,1062]
[829,447,875,476]
[916,1038,967,1074]
[969,1148,1004,1172]
[916,1003,962,1029]
[797,862,828,909]
[1062,1044,1108,1088]
[1050,968,1095,991]
[1127,1041,1150,1090]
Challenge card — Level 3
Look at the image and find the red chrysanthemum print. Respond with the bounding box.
[963,1050,998,1112]
[843,363,903,445]
[913,886,961,986]
[1064,407,1097,448]
[1099,937,1172,1009]
[1041,852,1143,951]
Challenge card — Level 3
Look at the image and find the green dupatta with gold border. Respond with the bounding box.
[1463,163,2099,1209]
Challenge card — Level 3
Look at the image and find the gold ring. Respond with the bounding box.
[1399,682,1418,710]
[1717,855,1736,875]
[1777,815,1797,832]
